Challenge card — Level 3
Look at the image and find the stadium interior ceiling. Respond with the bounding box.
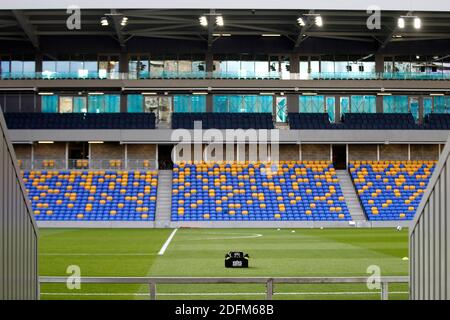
[0,9,450,55]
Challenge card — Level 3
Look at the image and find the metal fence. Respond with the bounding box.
[19,158,157,170]
[0,110,39,300]
[39,276,409,300]
[410,135,450,300]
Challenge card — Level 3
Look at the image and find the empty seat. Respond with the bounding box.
[171,161,350,222]
[349,160,436,221]
[171,113,274,129]
[23,170,158,221]
[4,113,156,130]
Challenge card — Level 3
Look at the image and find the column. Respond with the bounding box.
[375,54,384,73]
[287,94,299,113]
[205,52,214,73]
[206,94,213,112]
[376,95,383,113]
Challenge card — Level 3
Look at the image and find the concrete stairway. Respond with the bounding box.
[155,170,172,227]
[336,170,367,222]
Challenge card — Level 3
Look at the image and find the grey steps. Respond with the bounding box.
[155,170,173,227]
[336,170,367,222]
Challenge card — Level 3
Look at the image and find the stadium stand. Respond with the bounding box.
[171,161,350,221]
[22,170,158,221]
[288,113,333,129]
[171,113,274,129]
[4,113,156,129]
[422,113,450,130]
[289,113,419,130]
[349,161,436,221]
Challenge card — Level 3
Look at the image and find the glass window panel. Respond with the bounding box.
[241,61,255,78]
[276,96,287,122]
[213,96,228,112]
[104,94,120,112]
[56,61,70,73]
[84,61,97,73]
[127,94,144,112]
[433,96,449,113]
[41,95,58,113]
[23,61,35,73]
[70,61,84,73]
[1,60,10,73]
[178,60,192,73]
[59,96,73,113]
[73,96,87,113]
[423,97,433,116]
[299,96,325,113]
[174,95,206,113]
[351,95,376,113]
[383,96,409,113]
[340,97,350,116]
[321,61,334,73]
[326,97,336,122]
[88,95,104,113]
[150,60,164,76]
[410,97,419,120]
[11,61,22,73]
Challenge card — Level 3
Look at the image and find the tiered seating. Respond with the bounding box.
[288,113,332,129]
[349,161,435,221]
[171,113,274,129]
[5,113,156,129]
[22,170,158,221]
[171,161,350,221]
[289,113,420,130]
[341,113,417,130]
[422,113,450,129]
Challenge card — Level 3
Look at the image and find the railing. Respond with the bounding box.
[39,276,409,300]
[20,159,157,170]
[2,70,450,81]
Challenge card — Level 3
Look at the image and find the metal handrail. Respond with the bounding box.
[2,70,450,81]
[39,276,409,300]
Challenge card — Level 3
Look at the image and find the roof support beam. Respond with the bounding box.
[207,9,215,48]
[294,10,314,48]
[11,10,39,48]
[378,11,413,51]
[110,9,126,48]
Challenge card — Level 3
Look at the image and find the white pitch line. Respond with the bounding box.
[40,291,409,297]
[158,228,178,256]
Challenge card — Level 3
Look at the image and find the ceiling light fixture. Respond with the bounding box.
[216,15,224,27]
[315,16,323,27]
[199,16,208,27]
[101,17,109,26]
[414,17,421,29]
[297,17,306,26]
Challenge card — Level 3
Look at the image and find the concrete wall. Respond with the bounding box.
[127,144,157,159]
[279,144,299,161]
[0,110,39,300]
[348,144,378,161]
[301,144,331,161]
[379,144,408,160]
[33,142,65,160]
[90,142,124,160]
[410,136,450,300]
[13,144,32,160]
[410,144,440,161]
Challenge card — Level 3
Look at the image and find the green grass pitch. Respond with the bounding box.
[39,228,409,300]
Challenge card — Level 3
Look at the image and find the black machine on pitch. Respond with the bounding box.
[225,251,249,268]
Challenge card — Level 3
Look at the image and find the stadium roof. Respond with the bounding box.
[2,0,450,11]
[1,9,450,50]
